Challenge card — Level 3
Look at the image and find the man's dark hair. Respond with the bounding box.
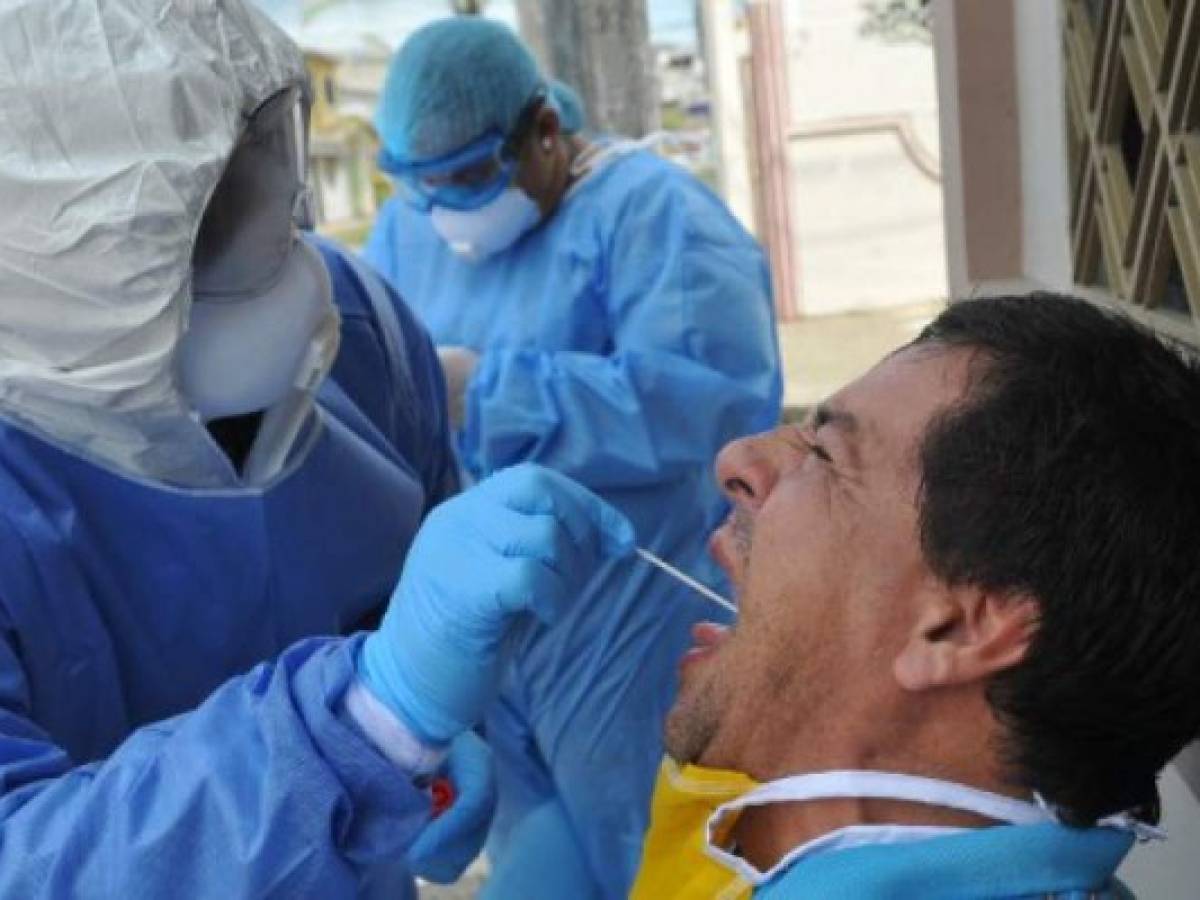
[915,292,1200,826]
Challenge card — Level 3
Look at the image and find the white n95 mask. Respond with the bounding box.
[431,187,541,263]
[177,239,332,422]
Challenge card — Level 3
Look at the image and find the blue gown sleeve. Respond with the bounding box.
[460,172,782,487]
[480,797,601,900]
[0,626,434,897]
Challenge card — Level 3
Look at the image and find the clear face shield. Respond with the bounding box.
[178,85,336,424]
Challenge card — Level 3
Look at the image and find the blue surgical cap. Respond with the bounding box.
[376,17,585,164]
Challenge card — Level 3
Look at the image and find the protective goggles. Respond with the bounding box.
[378,87,547,212]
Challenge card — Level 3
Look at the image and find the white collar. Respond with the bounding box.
[704,770,1055,887]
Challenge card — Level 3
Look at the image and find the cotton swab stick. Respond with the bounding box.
[635,547,738,615]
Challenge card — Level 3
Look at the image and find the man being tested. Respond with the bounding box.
[630,292,1199,896]
[331,291,1189,896]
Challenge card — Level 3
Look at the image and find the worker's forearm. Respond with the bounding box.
[0,636,429,897]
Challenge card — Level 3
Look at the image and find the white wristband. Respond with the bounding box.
[342,680,448,777]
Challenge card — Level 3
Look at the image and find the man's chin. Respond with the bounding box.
[663,694,719,766]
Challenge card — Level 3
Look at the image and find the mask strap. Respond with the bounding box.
[713,771,1055,828]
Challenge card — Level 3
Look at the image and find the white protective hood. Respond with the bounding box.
[0,0,324,488]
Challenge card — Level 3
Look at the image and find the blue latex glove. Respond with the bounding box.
[358,463,634,743]
[409,730,496,884]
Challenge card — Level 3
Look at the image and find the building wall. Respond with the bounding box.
[785,0,940,145]
[306,53,342,135]
[932,0,1023,297]
[787,130,946,314]
[783,0,948,316]
[304,50,381,233]
[1119,764,1200,899]
[700,0,757,234]
[313,154,354,223]
[1013,0,1073,292]
[934,0,1074,298]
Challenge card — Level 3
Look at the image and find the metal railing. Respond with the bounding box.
[787,113,943,184]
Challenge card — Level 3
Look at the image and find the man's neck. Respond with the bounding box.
[714,694,1020,872]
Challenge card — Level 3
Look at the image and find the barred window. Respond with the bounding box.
[1065,0,1200,339]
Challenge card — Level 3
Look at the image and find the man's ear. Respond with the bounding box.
[894,583,1039,692]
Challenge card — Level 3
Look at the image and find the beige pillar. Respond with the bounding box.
[747,0,801,320]
[932,0,1024,297]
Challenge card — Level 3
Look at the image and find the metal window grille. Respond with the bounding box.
[1065,0,1200,340]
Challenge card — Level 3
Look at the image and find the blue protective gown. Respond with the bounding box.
[365,148,783,897]
[0,238,465,897]
[757,822,1135,898]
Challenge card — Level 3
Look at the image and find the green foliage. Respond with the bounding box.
[860,0,932,44]
[660,105,688,132]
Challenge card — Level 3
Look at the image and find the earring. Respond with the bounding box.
[542,138,554,153]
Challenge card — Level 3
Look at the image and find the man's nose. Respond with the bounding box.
[714,430,786,511]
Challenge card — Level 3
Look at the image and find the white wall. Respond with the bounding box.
[784,0,948,314]
[1014,0,1073,292]
[787,131,947,314]
[931,0,968,297]
[1119,764,1200,896]
[785,0,940,145]
[938,0,1074,297]
[315,155,354,224]
[700,0,756,234]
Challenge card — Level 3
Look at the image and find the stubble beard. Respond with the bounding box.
[663,506,754,764]
[663,673,724,765]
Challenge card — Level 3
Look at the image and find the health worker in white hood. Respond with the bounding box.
[0,1,629,895]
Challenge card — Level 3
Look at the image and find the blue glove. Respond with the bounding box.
[409,730,496,884]
[357,463,634,743]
